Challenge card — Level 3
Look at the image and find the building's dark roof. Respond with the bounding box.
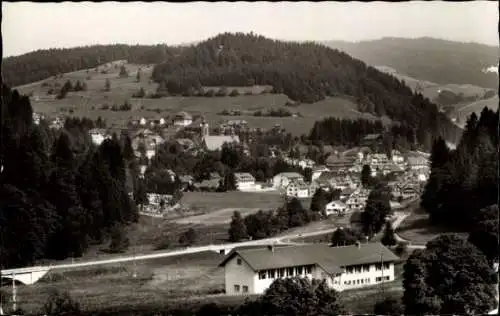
[219,242,399,274]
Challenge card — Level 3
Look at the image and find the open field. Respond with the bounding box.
[180,191,284,214]
[34,191,300,265]
[376,65,494,101]
[15,61,391,135]
[456,95,499,117]
[4,251,226,315]
[396,207,466,245]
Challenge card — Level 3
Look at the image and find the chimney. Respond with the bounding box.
[267,245,275,253]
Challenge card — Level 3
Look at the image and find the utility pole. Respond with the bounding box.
[12,273,16,312]
[380,250,385,297]
[132,246,137,278]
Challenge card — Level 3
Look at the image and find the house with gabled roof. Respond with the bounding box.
[219,242,399,295]
[173,111,193,127]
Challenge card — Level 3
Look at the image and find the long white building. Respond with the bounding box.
[219,242,399,295]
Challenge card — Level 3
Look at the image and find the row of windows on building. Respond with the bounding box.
[345,263,390,274]
[234,284,249,293]
[343,275,389,286]
[257,265,314,280]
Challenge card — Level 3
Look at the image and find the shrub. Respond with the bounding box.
[42,290,81,316]
[229,89,239,97]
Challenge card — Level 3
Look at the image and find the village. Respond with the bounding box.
[33,110,430,219]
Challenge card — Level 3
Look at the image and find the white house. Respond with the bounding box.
[311,165,330,182]
[88,128,111,145]
[285,180,310,198]
[273,172,304,189]
[234,172,256,191]
[32,113,45,125]
[173,111,193,127]
[391,150,405,164]
[325,201,348,216]
[406,156,429,171]
[219,242,399,295]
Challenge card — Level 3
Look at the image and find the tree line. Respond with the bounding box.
[0,84,138,268]
[151,32,461,151]
[3,44,181,87]
[420,107,498,262]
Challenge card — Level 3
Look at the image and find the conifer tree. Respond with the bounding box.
[381,221,397,246]
[228,211,248,242]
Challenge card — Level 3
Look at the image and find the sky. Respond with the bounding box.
[2,1,498,57]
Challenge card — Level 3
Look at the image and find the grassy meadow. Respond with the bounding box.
[16,61,390,135]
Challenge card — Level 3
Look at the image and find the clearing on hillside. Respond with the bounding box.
[20,61,390,135]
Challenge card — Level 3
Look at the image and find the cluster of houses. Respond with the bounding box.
[33,109,430,217]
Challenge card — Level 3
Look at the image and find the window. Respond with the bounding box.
[361,279,364,284]
[277,268,285,278]
[366,278,370,283]
[305,265,313,274]
[287,267,294,277]
[354,265,362,273]
[346,266,354,274]
[234,285,240,292]
[383,263,390,270]
[375,263,382,271]
[268,269,276,279]
[237,258,242,265]
[376,277,382,282]
[297,266,303,275]
[357,279,360,284]
[384,276,390,281]
[242,286,249,293]
[362,264,370,272]
[259,271,267,280]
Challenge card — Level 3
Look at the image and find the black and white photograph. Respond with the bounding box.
[1,1,498,315]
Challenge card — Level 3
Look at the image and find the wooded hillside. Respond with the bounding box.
[325,37,498,89]
[152,32,461,148]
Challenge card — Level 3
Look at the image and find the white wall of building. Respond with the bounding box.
[224,255,256,295]
[146,149,156,160]
[174,118,193,127]
[339,262,394,291]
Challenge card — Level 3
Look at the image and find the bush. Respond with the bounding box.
[107,225,129,253]
[154,235,172,250]
[394,242,408,257]
[205,89,215,97]
[43,290,81,316]
[229,89,239,97]
[373,297,404,316]
[178,228,197,246]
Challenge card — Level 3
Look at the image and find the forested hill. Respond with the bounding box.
[2,44,181,87]
[152,32,461,147]
[324,37,499,89]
